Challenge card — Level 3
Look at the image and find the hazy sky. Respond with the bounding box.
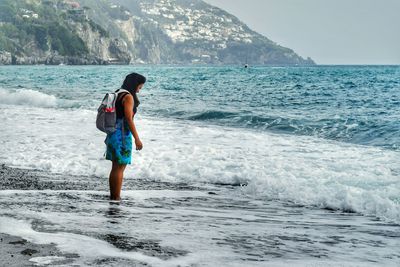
[204,0,400,65]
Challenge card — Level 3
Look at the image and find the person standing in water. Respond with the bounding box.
[105,73,146,200]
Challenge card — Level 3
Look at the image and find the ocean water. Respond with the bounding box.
[0,65,399,266]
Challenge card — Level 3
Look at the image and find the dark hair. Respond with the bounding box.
[121,73,146,113]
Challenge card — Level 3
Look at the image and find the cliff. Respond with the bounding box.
[0,0,315,65]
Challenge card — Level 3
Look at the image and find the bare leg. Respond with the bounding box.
[109,161,127,200]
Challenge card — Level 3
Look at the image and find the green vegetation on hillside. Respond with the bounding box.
[0,0,93,56]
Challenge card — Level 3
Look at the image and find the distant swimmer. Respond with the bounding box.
[103,73,146,201]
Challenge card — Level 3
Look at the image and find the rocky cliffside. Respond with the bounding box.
[0,0,315,65]
[0,0,133,64]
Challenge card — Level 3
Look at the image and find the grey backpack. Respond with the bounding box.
[96,89,130,134]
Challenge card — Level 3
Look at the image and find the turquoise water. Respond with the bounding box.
[1,65,400,266]
[1,65,399,150]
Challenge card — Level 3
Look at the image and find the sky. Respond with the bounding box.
[204,0,400,65]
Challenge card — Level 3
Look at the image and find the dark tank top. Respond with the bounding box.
[115,91,137,119]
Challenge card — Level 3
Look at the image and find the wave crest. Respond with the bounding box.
[0,88,57,108]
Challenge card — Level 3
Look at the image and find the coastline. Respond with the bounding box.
[1,164,399,266]
[0,233,76,267]
[0,165,79,266]
[0,164,200,266]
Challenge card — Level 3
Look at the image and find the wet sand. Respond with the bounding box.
[0,165,76,266]
[1,164,399,266]
[0,164,205,266]
[0,233,77,267]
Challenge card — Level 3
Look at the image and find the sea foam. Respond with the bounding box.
[1,104,399,223]
[0,88,57,108]
[0,216,170,266]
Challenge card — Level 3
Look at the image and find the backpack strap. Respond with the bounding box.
[118,92,130,103]
[115,88,130,95]
[115,89,130,106]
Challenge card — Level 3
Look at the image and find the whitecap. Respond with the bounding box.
[0,88,57,108]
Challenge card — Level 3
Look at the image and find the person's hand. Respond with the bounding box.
[135,139,143,151]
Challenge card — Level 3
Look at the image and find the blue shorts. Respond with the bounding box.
[105,118,132,165]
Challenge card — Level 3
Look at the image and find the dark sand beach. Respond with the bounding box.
[0,165,206,266]
[1,164,399,266]
[0,165,78,266]
[0,233,77,267]
[0,166,69,266]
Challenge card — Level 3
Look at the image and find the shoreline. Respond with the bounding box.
[0,164,400,267]
[0,164,202,266]
[0,165,79,266]
[0,233,77,267]
[0,164,200,192]
[1,164,399,266]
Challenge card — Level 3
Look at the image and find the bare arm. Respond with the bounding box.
[122,94,143,150]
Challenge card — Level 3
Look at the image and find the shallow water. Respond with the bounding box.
[1,179,399,266]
